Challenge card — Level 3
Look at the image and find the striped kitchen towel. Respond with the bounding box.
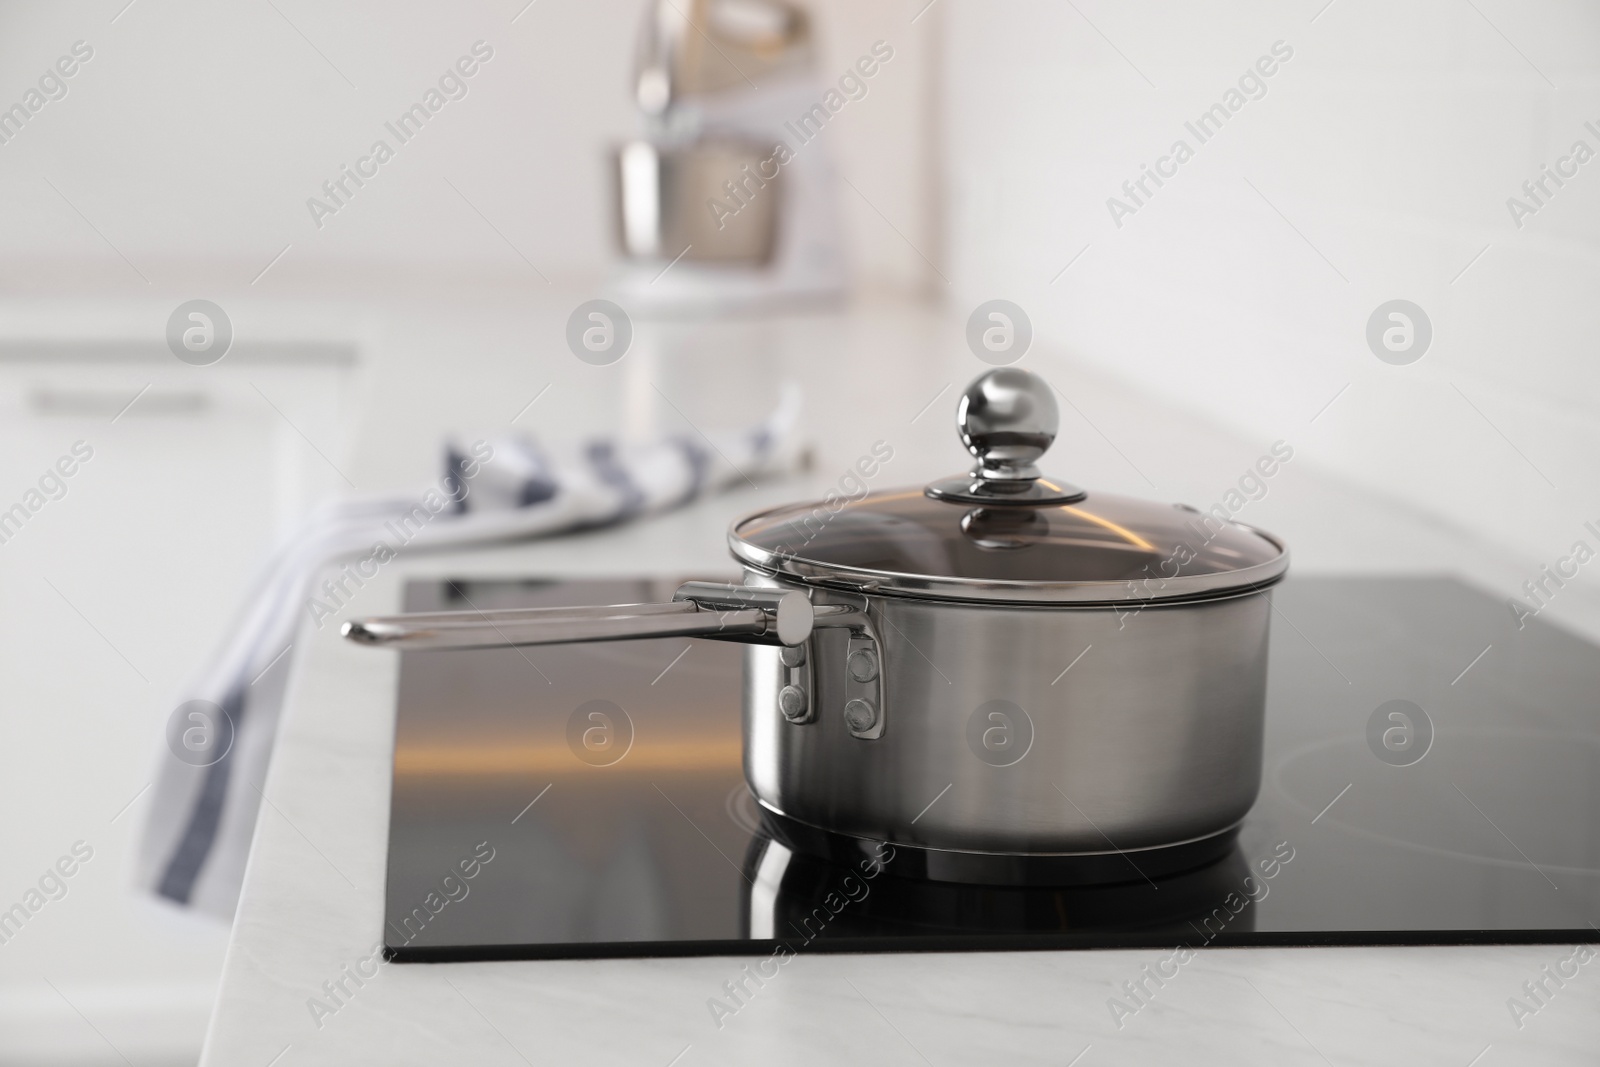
[138,386,802,918]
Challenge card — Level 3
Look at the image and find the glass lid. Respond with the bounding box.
[729,369,1288,605]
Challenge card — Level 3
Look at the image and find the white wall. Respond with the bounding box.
[0,0,938,295]
[939,0,1600,578]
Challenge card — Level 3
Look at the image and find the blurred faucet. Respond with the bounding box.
[611,0,847,312]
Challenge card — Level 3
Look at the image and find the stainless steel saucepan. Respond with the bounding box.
[345,369,1288,873]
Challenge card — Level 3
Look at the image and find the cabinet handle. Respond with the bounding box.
[30,389,209,417]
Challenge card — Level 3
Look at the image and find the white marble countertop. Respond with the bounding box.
[200,294,1600,1065]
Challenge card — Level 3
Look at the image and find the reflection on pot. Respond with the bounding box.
[959,506,1051,550]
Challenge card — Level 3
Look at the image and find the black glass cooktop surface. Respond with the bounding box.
[383,576,1600,961]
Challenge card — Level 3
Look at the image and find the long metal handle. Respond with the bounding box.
[342,583,815,652]
[349,601,694,628]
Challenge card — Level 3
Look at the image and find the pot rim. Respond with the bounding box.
[728,515,1290,606]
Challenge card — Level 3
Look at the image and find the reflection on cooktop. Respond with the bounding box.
[383,576,1600,961]
[743,814,1266,942]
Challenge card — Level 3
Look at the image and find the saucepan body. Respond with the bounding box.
[738,569,1272,858]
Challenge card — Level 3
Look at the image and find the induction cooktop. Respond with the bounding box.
[382,576,1600,962]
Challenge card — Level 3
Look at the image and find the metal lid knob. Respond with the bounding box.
[959,368,1057,481]
[926,369,1086,506]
